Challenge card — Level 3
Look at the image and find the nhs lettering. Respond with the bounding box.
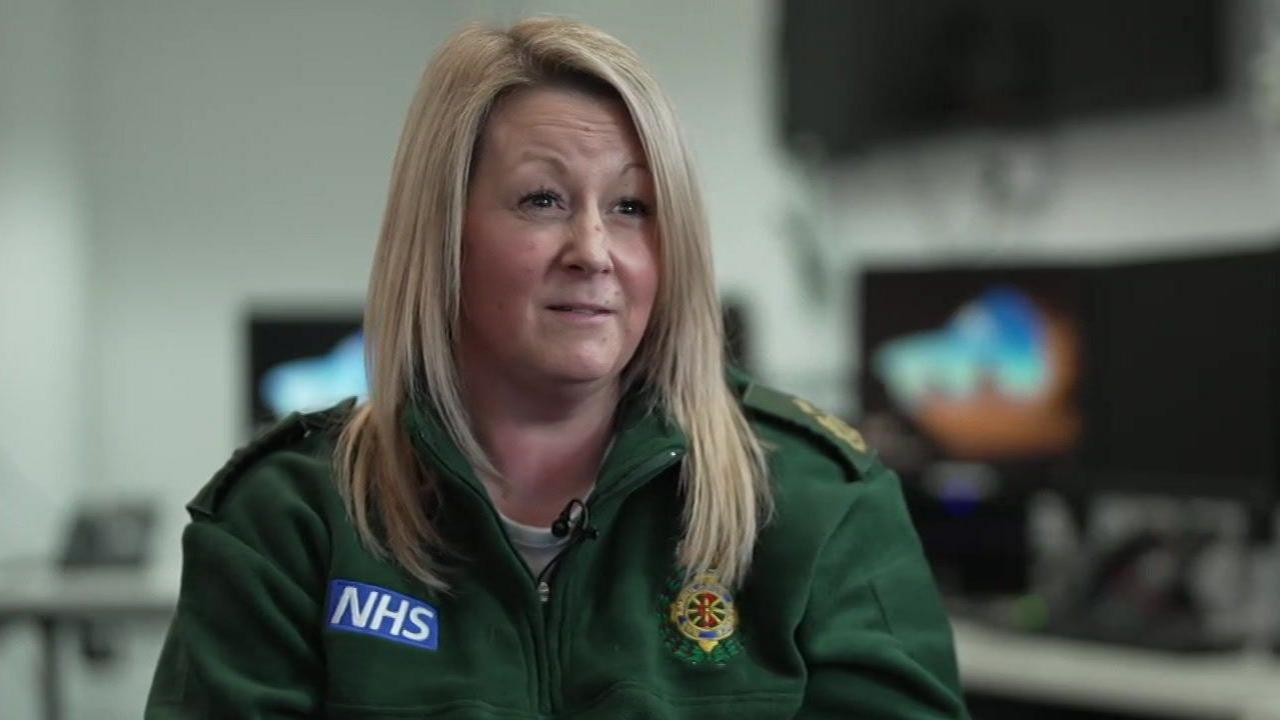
[326,580,439,650]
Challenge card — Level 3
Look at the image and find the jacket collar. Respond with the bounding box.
[402,383,688,497]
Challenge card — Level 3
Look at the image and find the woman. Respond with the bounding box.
[147,17,969,719]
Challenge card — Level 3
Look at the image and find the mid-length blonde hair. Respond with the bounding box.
[335,17,771,590]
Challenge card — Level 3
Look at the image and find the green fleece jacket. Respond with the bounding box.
[146,378,969,719]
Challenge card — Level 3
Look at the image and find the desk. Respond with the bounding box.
[0,565,177,720]
[955,619,1280,720]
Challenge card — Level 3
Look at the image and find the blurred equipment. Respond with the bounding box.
[0,500,171,720]
[60,501,157,665]
[781,0,1225,157]
[1064,247,1280,652]
[857,243,1280,652]
[859,264,1089,599]
[61,501,155,569]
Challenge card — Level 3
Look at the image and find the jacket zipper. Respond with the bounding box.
[422,439,685,716]
[537,446,686,715]
[536,446,686,605]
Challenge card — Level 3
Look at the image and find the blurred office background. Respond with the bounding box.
[2,0,1278,718]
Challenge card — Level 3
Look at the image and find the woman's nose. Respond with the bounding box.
[560,207,612,275]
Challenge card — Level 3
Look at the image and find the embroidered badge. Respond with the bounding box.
[792,397,869,453]
[325,579,439,651]
[659,571,743,665]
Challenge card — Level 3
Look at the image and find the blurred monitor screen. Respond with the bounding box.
[782,0,1224,156]
[247,312,365,433]
[859,247,1279,504]
[860,266,1087,472]
[1078,247,1279,504]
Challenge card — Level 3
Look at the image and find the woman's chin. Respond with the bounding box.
[537,353,626,386]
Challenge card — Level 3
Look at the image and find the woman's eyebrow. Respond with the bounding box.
[512,152,569,175]
[510,153,649,181]
[618,161,649,178]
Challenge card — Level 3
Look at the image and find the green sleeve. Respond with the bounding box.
[145,454,328,718]
[795,465,970,719]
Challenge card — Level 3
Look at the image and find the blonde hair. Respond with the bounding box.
[335,17,771,590]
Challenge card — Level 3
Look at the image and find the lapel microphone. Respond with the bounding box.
[551,498,597,540]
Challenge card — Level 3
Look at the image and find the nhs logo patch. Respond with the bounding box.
[325,580,439,650]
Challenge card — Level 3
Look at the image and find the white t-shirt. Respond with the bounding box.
[491,441,611,577]
[495,511,574,578]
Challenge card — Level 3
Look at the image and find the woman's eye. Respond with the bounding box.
[520,190,562,211]
[617,198,650,216]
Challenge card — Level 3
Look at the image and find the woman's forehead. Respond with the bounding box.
[480,86,647,171]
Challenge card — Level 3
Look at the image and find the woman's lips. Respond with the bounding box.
[546,303,613,315]
[545,303,614,323]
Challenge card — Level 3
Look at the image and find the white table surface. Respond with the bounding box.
[955,619,1280,720]
[0,565,178,619]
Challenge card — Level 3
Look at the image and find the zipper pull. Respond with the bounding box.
[537,580,551,603]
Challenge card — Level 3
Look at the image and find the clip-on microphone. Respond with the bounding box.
[551,498,597,540]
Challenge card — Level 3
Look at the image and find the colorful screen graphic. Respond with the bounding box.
[260,331,367,418]
[862,269,1084,463]
[247,314,366,431]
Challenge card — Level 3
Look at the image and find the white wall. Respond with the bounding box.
[0,1,90,717]
[83,0,458,570]
[0,0,88,570]
[4,0,1280,717]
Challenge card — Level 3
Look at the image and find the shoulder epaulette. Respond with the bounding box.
[739,381,876,479]
[187,398,356,518]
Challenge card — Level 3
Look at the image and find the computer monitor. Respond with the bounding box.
[859,248,1278,606]
[246,311,365,434]
[1075,246,1279,506]
[859,246,1279,506]
[858,264,1089,595]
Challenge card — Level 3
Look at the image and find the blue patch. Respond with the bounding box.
[325,579,439,651]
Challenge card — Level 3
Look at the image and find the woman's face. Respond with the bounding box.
[458,86,659,392]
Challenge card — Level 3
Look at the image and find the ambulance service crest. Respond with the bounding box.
[659,571,743,666]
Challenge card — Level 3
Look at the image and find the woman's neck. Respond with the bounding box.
[461,373,619,527]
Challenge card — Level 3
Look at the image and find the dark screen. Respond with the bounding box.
[1079,249,1279,502]
[782,0,1224,156]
